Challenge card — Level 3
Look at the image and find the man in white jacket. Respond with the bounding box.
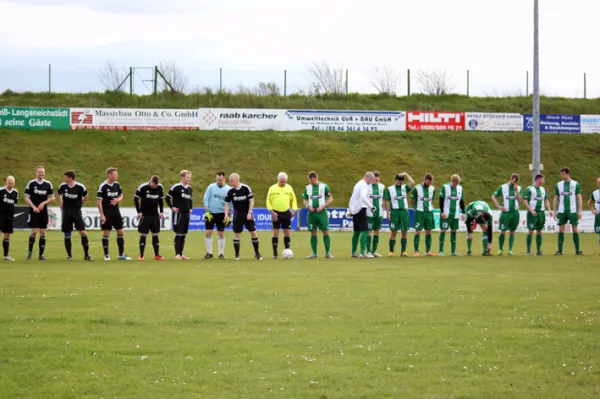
[348,172,375,258]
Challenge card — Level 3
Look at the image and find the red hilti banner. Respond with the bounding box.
[406,111,465,131]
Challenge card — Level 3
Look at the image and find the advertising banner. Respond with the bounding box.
[523,114,581,133]
[283,109,406,132]
[580,115,600,133]
[0,106,70,130]
[406,111,465,131]
[465,113,523,131]
[188,208,299,231]
[70,108,200,131]
[46,207,173,231]
[198,108,286,131]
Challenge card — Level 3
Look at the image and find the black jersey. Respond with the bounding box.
[167,183,193,213]
[225,184,254,213]
[24,179,54,212]
[135,182,164,216]
[0,187,19,218]
[58,182,88,210]
[97,181,123,211]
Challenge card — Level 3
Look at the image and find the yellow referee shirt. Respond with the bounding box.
[266,184,298,212]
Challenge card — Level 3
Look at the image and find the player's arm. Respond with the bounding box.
[491,187,503,211]
[97,185,105,220]
[545,199,553,216]
[266,186,274,213]
[247,188,255,219]
[515,185,523,203]
[82,191,89,205]
[158,187,164,215]
[166,187,177,212]
[465,215,474,233]
[57,185,64,209]
[325,189,333,208]
[552,195,558,218]
[410,187,417,208]
[577,193,583,218]
[404,173,415,189]
[203,185,211,212]
[189,188,193,214]
[361,185,374,211]
[588,194,595,213]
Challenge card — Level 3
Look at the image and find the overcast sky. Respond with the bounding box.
[0,0,597,97]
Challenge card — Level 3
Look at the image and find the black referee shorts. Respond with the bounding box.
[352,208,368,232]
[173,212,190,234]
[233,212,256,234]
[205,213,226,232]
[272,210,292,230]
[138,215,161,234]
[28,210,49,229]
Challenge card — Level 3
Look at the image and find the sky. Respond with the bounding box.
[0,0,598,97]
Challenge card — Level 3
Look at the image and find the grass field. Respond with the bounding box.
[1,231,599,398]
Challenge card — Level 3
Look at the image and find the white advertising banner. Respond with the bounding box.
[465,113,523,131]
[198,108,286,130]
[580,115,600,133]
[283,109,406,132]
[47,207,173,231]
[482,210,595,234]
[70,108,200,131]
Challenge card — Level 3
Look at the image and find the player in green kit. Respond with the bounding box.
[588,177,600,254]
[384,172,415,257]
[411,173,436,257]
[464,200,493,256]
[553,167,583,255]
[491,174,522,256]
[523,174,552,256]
[439,174,466,256]
[303,171,334,259]
[367,171,385,257]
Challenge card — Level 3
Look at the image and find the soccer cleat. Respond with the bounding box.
[401,252,409,257]
[175,255,183,260]
[497,251,503,256]
[104,255,111,261]
[181,255,191,260]
[325,253,334,259]
[364,253,375,259]
[138,256,145,261]
[467,252,472,257]
[482,252,492,257]
[536,251,544,256]
[413,251,420,257]
[203,253,214,260]
[526,252,532,256]
[426,252,437,257]
[155,255,165,261]
[576,251,584,256]
[388,252,394,257]
[84,255,93,261]
[554,251,563,256]
[218,254,226,260]
[66,256,73,261]
[508,251,514,256]
[306,254,318,259]
[438,252,445,257]
[451,252,462,257]
[26,252,32,261]
[38,255,47,261]
[372,253,382,258]
[118,255,132,261]
[272,255,278,260]
[255,253,263,260]
[351,253,360,258]
[3,256,15,262]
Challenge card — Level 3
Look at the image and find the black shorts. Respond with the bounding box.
[205,213,226,232]
[352,208,368,232]
[173,212,190,234]
[272,210,292,230]
[28,210,49,229]
[62,209,86,232]
[0,217,14,234]
[138,215,161,234]
[101,209,124,231]
[233,212,256,233]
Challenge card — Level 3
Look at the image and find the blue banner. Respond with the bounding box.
[523,114,581,133]
[187,208,299,231]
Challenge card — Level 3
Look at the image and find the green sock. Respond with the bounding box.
[324,235,331,254]
[450,232,457,254]
[372,236,380,253]
[508,235,515,251]
[310,235,318,255]
[366,235,372,253]
[574,233,580,252]
[467,238,472,253]
[401,238,407,253]
[352,231,360,254]
[360,232,368,254]
[439,232,446,253]
[499,234,505,251]
[482,236,488,253]
[558,232,564,253]
[536,234,542,252]
[526,234,533,252]
[425,234,432,253]
[389,239,396,253]
[414,235,421,252]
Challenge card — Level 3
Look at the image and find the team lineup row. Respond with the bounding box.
[1,167,599,261]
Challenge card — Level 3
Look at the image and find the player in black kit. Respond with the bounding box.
[224,173,262,260]
[24,166,55,260]
[57,170,92,261]
[134,175,165,261]
[166,170,193,260]
[98,167,131,261]
[1,176,19,262]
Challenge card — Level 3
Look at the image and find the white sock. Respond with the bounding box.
[218,237,225,255]
[205,237,213,254]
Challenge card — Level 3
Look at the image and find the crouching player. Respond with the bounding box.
[464,200,493,256]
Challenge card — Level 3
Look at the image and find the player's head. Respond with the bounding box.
[216,171,226,187]
[150,175,160,189]
[534,174,545,186]
[510,173,520,184]
[106,167,118,182]
[63,170,76,183]
[451,174,461,186]
[180,170,192,185]
[560,167,571,181]
[229,173,240,187]
[5,176,15,190]
[597,177,600,187]
[307,171,318,185]
[278,172,288,186]
[373,171,381,183]
[36,166,45,180]
[364,172,375,184]
[423,173,433,187]
[481,212,492,222]
[395,173,405,185]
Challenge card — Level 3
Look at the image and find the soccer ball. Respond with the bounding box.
[282,249,294,259]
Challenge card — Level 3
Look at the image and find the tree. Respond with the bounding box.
[158,60,189,93]
[371,65,401,95]
[254,81,280,96]
[309,61,345,95]
[99,62,127,92]
[414,69,454,95]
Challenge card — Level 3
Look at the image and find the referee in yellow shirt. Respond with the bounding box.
[266,172,298,259]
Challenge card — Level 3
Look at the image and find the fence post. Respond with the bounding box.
[48,64,52,93]
[345,69,349,95]
[129,67,133,95]
[467,69,470,97]
[584,72,587,99]
[153,66,158,95]
[284,70,287,96]
[219,68,223,92]
[407,69,411,96]
[526,71,529,97]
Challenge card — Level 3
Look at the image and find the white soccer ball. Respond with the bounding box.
[282,249,294,259]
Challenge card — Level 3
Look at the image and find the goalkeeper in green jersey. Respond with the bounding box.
[491,173,522,256]
[464,200,493,256]
[523,174,553,256]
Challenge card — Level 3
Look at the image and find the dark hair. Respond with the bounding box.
[373,171,381,178]
[535,174,544,181]
[64,170,76,179]
[561,167,571,175]
[308,171,318,179]
[216,171,225,177]
[395,174,405,181]
[482,212,492,221]
[424,173,433,181]
[511,173,520,182]
[151,175,160,184]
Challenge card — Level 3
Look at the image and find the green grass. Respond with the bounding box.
[1,231,599,398]
[1,129,600,207]
[2,91,600,114]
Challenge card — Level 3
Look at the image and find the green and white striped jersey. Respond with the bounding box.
[465,200,490,219]
[367,183,385,217]
[493,183,521,211]
[439,183,463,218]
[302,182,331,209]
[411,184,435,212]
[591,189,600,213]
[554,180,581,214]
[384,184,410,210]
[523,185,548,212]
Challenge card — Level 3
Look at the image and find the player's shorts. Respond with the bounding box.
[0,216,14,234]
[595,214,600,234]
[389,209,409,232]
[173,212,190,234]
[526,212,546,231]
[440,214,459,231]
[308,210,329,232]
[28,210,49,229]
[138,215,161,234]
[233,212,256,233]
[368,216,383,231]
[62,209,86,232]
[352,208,368,232]
[414,211,435,231]
[499,210,520,232]
[101,209,124,231]
[557,212,579,227]
[205,213,226,232]
[272,210,292,230]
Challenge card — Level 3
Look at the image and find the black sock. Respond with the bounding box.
[174,236,181,256]
[152,235,160,256]
[39,236,46,256]
[284,236,290,249]
[180,234,187,255]
[102,236,109,256]
[139,235,147,257]
[272,237,279,256]
[252,238,260,254]
[3,239,9,257]
[117,235,125,256]
[81,236,89,256]
[64,237,72,257]
[234,239,240,257]
[28,235,36,253]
